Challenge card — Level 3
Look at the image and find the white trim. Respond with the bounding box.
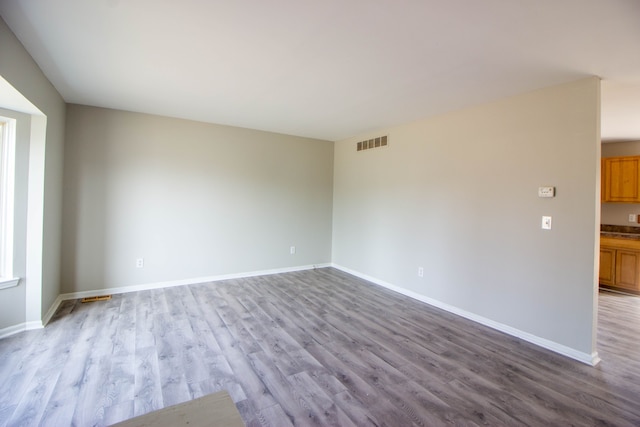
[0,277,19,290]
[25,115,46,325]
[0,319,43,339]
[42,294,64,326]
[57,263,332,302]
[0,117,16,281]
[332,263,600,366]
[25,320,43,330]
[0,323,27,339]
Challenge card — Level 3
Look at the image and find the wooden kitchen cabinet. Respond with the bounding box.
[615,250,640,291]
[599,247,616,286]
[599,236,640,294]
[602,156,640,203]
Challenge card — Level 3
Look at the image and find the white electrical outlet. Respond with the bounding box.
[418,267,424,277]
[290,246,296,255]
[629,214,637,223]
[136,258,144,268]
[541,216,552,230]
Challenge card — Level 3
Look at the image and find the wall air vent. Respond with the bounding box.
[356,135,388,152]
[81,295,112,303]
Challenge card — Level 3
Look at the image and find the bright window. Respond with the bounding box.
[0,117,19,289]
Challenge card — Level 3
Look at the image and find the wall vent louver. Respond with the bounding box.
[81,295,112,303]
[356,135,388,152]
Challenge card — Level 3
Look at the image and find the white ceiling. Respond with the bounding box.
[1,0,639,142]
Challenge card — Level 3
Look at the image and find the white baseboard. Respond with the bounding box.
[0,323,27,339]
[0,320,43,339]
[25,320,43,330]
[57,263,332,302]
[0,297,64,339]
[0,264,330,340]
[42,294,64,326]
[331,263,600,366]
[7,262,600,366]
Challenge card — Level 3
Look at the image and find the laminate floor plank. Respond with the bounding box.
[200,302,280,413]
[438,345,626,426]
[397,351,551,426]
[0,405,15,427]
[329,342,466,427]
[105,346,136,409]
[70,308,120,427]
[237,296,326,376]
[290,273,455,356]
[133,291,155,351]
[38,402,75,427]
[246,350,319,426]
[302,340,418,427]
[237,399,293,427]
[102,400,134,426]
[286,371,359,427]
[41,352,94,424]
[8,300,105,426]
[0,333,37,381]
[154,309,199,404]
[132,345,163,417]
[5,365,61,427]
[322,270,639,410]
[251,285,337,346]
[1,268,639,426]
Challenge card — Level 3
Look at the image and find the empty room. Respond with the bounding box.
[1,0,640,426]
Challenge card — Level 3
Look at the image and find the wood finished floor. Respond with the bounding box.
[1,267,639,426]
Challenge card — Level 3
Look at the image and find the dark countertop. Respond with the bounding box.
[601,224,640,240]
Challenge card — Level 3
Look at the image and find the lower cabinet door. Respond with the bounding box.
[599,247,616,286]
[615,250,640,292]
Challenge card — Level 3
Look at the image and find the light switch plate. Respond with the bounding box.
[542,216,552,230]
[538,187,555,198]
[629,214,637,223]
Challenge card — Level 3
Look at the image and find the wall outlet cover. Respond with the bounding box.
[538,186,555,198]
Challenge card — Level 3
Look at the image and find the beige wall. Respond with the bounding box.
[62,105,334,293]
[0,17,66,330]
[332,77,601,360]
[601,141,640,226]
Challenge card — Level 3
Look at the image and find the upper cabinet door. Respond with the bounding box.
[603,156,640,203]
